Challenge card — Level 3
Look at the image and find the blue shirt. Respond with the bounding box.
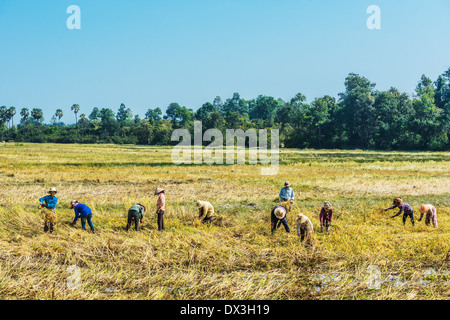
[39,195,58,209]
[279,187,295,201]
[73,203,93,223]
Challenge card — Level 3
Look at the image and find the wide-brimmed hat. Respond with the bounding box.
[154,188,165,195]
[274,207,286,219]
[284,181,291,187]
[70,200,78,207]
[48,187,57,194]
[324,201,332,210]
[196,200,205,208]
[296,213,308,224]
[393,197,403,206]
[419,204,430,214]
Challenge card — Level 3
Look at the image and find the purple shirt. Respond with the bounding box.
[319,207,333,225]
[387,203,413,217]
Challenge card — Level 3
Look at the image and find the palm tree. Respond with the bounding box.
[71,104,80,128]
[30,108,43,137]
[20,108,29,124]
[0,106,6,141]
[79,113,88,136]
[71,104,80,138]
[0,106,7,129]
[55,109,64,122]
[4,110,11,129]
[8,107,16,129]
[31,108,44,123]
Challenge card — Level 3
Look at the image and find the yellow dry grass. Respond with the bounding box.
[0,143,449,299]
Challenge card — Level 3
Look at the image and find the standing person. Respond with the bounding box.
[197,200,214,224]
[271,203,291,235]
[279,181,295,203]
[319,201,333,232]
[70,200,95,233]
[296,213,314,245]
[154,188,165,231]
[418,204,438,228]
[39,187,58,233]
[384,197,415,226]
[126,204,146,231]
[39,187,58,212]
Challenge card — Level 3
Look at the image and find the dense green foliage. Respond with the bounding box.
[1,70,449,150]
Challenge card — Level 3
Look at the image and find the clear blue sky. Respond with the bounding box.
[1,0,449,124]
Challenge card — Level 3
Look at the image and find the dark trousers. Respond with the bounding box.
[403,211,414,226]
[157,210,165,231]
[322,218,331,231]
[299,228,308,242]
[271,217,290,234]
[202,216,213,224]
[43,210,56,233]
[127,210,140,231]
[44,221,54,233]
[81,214,95,232]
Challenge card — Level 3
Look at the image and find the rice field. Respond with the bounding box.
[0,142,449,300]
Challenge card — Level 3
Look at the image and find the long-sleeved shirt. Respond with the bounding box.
[129,204,145,220]
[319,207,333,225]
[387,203,413,217]
[198,201,214,219]
[419,204,437,226]
[73,203,92,223]
[296,214,314,236]
[271,206,287,222]
[279,187,295,202]
[39,195,58,209]
[157,193,166,213]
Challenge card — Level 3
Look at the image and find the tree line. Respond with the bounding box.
[1,70,449,150]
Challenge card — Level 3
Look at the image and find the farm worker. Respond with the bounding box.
[126,204,146,231]
[197,200,214,224]
[271,202,291,234]
[296,213,314,244]
[384,197,415,226]
[418,204,438,228]
[39,187,58,233]
[70,200,95,233]
[279,181,295,203]
[39,187,58,212]
[320,201,333,232]
[154,188,166,231]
